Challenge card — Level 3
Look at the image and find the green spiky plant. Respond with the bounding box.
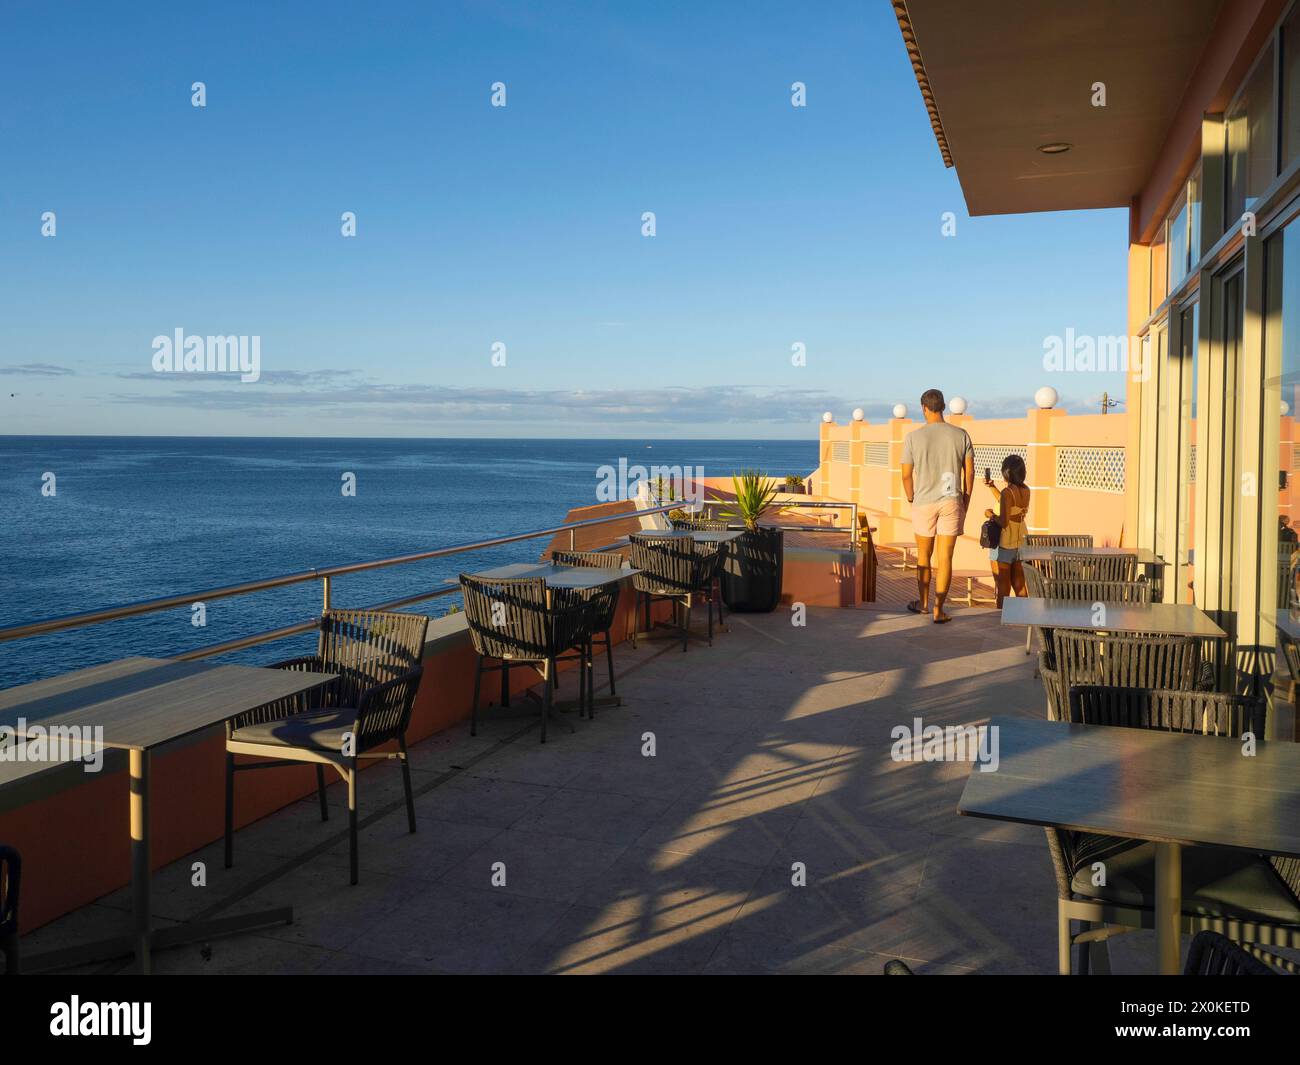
[722,469,780,531]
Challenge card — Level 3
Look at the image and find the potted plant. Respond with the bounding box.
[719,470,784,612]
[782,474,804,494]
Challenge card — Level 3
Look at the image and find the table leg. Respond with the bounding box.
[1154,840,1181,975]
[130,748,151,975]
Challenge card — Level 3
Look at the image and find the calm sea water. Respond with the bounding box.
[0,437,815,687]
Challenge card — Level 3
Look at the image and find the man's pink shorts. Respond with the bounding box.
[911,498,965,537]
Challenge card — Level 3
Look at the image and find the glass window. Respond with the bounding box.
[1283,6,1300,167]
[1168,189,1189,293]
[1265,226,1300,698]
[1226,42,1276,227]
[1151,221,1168,312]
[1175,302,1198,604]
[1187,163,1202,265]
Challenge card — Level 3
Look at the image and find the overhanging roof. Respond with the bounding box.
[893,0,1225,216]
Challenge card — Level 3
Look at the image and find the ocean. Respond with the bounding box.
[0,436,816,687]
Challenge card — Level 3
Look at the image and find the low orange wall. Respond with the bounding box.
[3,584,661,933]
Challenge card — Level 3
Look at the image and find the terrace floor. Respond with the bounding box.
[26,595,1164,975]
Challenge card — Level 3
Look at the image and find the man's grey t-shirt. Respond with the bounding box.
[901,421,974,506]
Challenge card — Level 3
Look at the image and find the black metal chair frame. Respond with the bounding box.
[224,608,430,885]
[629,533,721,652]
[671,518,729,628]
[551,550,623,718]
[461,573,589,743]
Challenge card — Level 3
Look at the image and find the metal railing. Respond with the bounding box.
[696,498,861,549]
[0,503,682,662]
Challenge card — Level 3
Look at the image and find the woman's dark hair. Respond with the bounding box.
[1002,454,1027,486]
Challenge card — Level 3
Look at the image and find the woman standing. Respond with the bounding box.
[983,454,1030,608]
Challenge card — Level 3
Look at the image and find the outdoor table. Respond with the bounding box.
[641,529,744,545]
[1000,597,1227,639]
[0,655,335,974]
[471,560,636,590]
[1016,546,1168,566]
[470,562,636,713]
[958,716,1300,974]
[1018,545,1168,589]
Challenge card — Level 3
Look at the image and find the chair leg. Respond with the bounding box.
[707,592,714,646]
[1091,936,1112,975]
[540,660,553,744]
[1026,627,1033,655]
[585,639,595,719]
[604,631,616,696]
[347,767,359,886]
[1058,906,1072,975]
[315,764,329,822]
[471,655,483,737]
[223,752,235,869]
[500,657,510,707]
[682,598,690,652]
[399,735,416,834]
[631,591,639,649]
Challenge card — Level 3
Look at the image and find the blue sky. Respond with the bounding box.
[0,0,1130,438]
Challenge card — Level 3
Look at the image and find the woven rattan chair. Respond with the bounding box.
[1042,551,1138,583]
[670,519,729,626]
[552,550,623,715]
[0,845,19,975]
[225,609,429,885]
[629,533,720,651]
[1025,534,1095,549]
[1048,684,1300,975]
[1185,931,1293,975]
[1024,569,1154,661]
[460,574,589,742]
[1039,630,1199,721]
[882,959,915,975]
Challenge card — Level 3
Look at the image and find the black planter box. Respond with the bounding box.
[721,527,784,613]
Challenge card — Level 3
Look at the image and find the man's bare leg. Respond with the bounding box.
[914,535,935,612]
[932,533,957,621]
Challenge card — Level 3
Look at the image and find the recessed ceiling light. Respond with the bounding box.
[1037,142,1073,154]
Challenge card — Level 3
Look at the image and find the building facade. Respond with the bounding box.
[896,0,1300,722]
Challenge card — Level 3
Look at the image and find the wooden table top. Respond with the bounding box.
[471,562,635,589]
[634,529,744,544]
[959,716,1300,858]
[0,657,336,752]
[1001,597,1227,638]
[1018,546,1167,566]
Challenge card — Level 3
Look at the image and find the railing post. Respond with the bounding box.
[569,528,576,550]
[321,575,331,613]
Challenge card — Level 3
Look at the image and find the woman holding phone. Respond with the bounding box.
[983,454,1030,607]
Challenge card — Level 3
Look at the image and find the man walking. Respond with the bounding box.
[900,388,974,623]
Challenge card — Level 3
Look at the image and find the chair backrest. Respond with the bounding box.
[316,609,429,707]
[1066,685,1265,738]
[672,518,729,531]
[552,551,622,631]
[1023,563,1046,597]
[1050,630,1199,697]
[1185,931,1284,975]
[552,550,623,570]
[1040,578,1152,604]
[1026,534,1094,548]
[630,534,699,595]
[1043,551,1137,582]
[459,575,550,660]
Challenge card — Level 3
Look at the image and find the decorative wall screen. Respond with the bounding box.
[831,441,850,463]
[972,446,1027,479]
[1189,443,1197,484]
[865,442,890,467]
[1056,446,1126,493]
